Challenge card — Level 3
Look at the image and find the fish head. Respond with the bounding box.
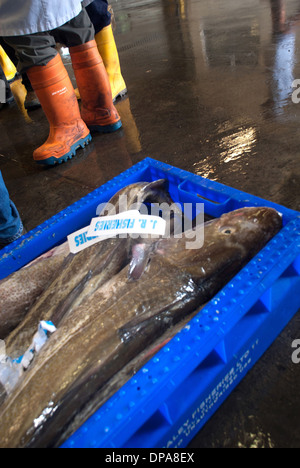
[213,206,283,253]
[98,179,174,216]
[153,206,282,287]
[127,206,282,285]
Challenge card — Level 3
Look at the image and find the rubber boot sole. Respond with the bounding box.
[87,120,122,134]
[113,87,128,103]
[36,133,92,166]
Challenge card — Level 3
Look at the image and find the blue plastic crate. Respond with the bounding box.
[1,158,299,448]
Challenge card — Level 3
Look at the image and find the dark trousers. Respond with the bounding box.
[1,0,110,88]
[86,0,111,35]
[3,8,95,75]
[0,38,33,91]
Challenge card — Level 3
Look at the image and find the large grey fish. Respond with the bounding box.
[0,243,69,340]
[4,179,176,359]
[0,206,282,448]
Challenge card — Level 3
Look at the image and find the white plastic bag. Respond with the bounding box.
[0,321,57,395]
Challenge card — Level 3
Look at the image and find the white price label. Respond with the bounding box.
[68,211,166,254]
[88,211,166,239]
[67,226,106,254]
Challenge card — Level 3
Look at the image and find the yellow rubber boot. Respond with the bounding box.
[0,46,17,82]
[95,24,127,102]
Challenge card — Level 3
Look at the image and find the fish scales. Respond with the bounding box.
[3,179,173,359]
[56,304,206,448]
[4,238,128,359]
[0,205,282,448]
[0,243,69,340]
[0,259,198,448]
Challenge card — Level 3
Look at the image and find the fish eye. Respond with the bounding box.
[220,226,234,235]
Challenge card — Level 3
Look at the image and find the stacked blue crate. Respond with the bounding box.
[1,158,299,448]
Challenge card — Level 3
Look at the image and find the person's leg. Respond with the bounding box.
[3,33,58,73]
[22,72,41,111]
[85,0,111,34]
[0,171,23,248]
[50,7,95,47]
[86,0,127,101]
[4,32,91,165]
[94,23,127,101]
[0,37,40,110]
[54,8,121,133]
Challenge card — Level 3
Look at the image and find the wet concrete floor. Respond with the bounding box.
[0,0,300,448]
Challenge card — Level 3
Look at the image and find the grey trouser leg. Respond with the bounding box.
[3,8,95,74]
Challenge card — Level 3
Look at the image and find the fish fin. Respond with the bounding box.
[128,242,156,281]
[50,270,93,325]
[142,179,167,193]
[119,284,200,344]
[142,180,184,235]
[119,313,172,344]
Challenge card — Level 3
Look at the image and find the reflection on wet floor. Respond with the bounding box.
[217,122,257,163]
[0,0,300,449]
[1,0,300,227]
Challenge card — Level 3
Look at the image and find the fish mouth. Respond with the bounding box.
[252,207,283,232]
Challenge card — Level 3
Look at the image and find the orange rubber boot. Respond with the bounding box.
[27,54,92,165]
[70,40,122,133]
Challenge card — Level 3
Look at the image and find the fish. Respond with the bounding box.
[0,243,70,341]
[0,205,282,448]
[57,304,207,447]
[3,179,179,360]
